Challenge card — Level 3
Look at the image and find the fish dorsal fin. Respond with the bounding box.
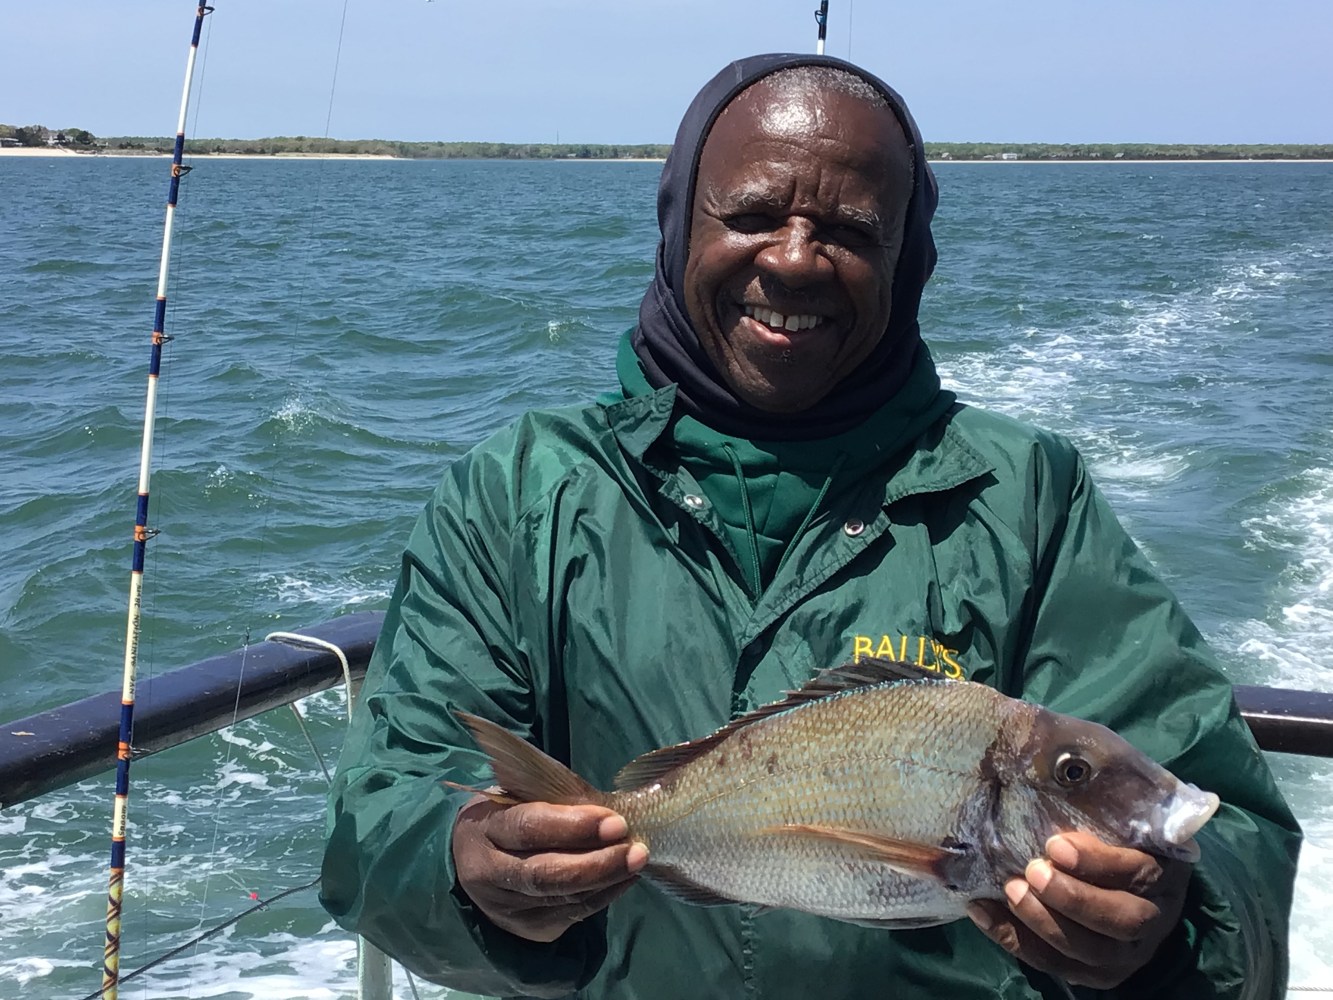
[613,658,942,792]
[818,657,947,686]
[613,738,726,791]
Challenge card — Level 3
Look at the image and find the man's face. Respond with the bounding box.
[683,81,913,414]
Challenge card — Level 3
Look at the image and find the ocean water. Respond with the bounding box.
[1,156,1331,998]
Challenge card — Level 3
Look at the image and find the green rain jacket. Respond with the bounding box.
[322,340,1299,1000]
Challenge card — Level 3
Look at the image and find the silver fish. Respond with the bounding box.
[454,659,1219,927]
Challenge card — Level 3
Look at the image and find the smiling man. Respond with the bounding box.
[681,72,910,414]
[321,54,1298,999]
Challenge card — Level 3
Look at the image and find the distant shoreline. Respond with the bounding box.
[7,146,1333,165]
[931,158,1333,165]
[0,147,398,161]
[3,147,1331,166]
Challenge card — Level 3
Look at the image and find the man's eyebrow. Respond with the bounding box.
[828,205,882,230]
[710,184,883,230]
[711,185,787,212]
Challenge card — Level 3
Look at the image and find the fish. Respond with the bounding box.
[450,658,1219,928]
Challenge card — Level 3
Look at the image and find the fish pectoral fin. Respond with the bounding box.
[762,824,964,880]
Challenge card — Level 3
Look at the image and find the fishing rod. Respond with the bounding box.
[101,4,214,998]
[815,1,829,55]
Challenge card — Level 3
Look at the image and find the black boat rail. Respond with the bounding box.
[1,610,1330,809]
[0,612,381,809]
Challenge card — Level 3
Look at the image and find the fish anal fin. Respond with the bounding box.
[840,915,959,930]
[641,864,738,908]
[762,824,965,881]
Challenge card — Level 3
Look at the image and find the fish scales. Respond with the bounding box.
[610,679,1025,922]
[453,658,1220,927]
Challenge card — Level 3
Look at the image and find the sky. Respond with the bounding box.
[2,1,1331,145]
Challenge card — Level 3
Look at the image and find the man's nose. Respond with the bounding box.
[755,218,830,286]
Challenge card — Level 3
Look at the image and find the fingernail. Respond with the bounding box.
[1025,858,1053,892]
[967,903,993,932]
[598,814,628,841]
[1046,834,1078,869]
[626,841,649,872]
[1004,878,1029,907]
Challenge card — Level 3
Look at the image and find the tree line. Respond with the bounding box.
[1,123,96,146]
[94,135,675,159]
[924,142,1333,161]
[5,124,1330,161]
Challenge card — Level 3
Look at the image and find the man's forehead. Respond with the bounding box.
[713,75,903,144]
[696,78,912,211]
[747,85,825,137]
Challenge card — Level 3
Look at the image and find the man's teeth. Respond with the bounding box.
[743,305,822,332]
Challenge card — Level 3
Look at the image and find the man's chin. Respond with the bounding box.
[728,374,831,415]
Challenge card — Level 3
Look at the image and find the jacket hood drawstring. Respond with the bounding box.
[722,442,763,595]
[775,452,847,583]
[722,442,848,597]
[719,440,762,594]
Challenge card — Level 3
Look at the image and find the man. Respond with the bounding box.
[321,53,1298,998]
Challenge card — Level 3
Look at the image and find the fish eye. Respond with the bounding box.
[1054,752,1093,787]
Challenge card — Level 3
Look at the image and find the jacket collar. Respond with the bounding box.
[602,332,992,507]
[882,411,993,504]
[601,332,680,461]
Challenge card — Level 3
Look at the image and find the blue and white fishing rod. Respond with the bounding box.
[101,5,213,999]
[815,1,829,54]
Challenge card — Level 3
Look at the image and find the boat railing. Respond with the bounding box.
[1,609,1330,809]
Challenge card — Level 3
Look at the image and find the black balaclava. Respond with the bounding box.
[631,53,940,442]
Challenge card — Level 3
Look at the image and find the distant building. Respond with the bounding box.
[0,137,20,148]
[999,152,1020,161]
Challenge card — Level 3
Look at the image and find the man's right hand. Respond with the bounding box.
[452,794,649,943]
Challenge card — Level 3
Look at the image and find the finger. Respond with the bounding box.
[507,841,648,898]
[968,899,1128,991]
[505,875,639,918]
[1022,859,1162,944]
[488,879,640,944]
[1004,870,1148,966]
[1046,833,1169,895]
[486,802,628,853]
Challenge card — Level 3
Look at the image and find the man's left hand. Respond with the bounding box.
[967,831,1193,989]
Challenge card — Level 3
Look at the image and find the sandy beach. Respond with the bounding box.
[0,147,396,160]
[0,146,82,157]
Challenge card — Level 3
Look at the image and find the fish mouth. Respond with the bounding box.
[1152,784,1221,861]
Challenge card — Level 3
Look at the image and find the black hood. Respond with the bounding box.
[631,52,939,441]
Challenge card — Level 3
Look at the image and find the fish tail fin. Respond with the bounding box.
[454,711,606,807]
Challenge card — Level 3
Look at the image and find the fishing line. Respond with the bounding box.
[124,14,221,994]
[98,6,217,998]
[75,876,322,1000]
[180,0,369,990]
[190,2,216,143]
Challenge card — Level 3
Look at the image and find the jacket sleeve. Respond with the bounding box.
[1011,441,1301,999]
[319,446,607,998]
